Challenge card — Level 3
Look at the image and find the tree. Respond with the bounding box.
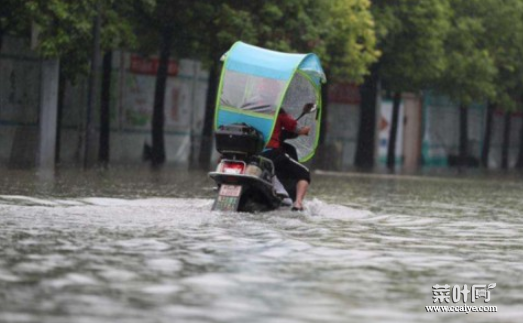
[0,0,31,50]
[131,0,210,167]
[196,1,257,169]
[321,0,380,82]
[97,1,146,166]
[478,0,523,169]
[370,0,450,170]
[354,64,380,168]
[516,94,523,168]
[25,0,136,76]
[501,111,511,169]
[435,0,498,169]
[98,50,112,166]
[320,0,379,169]
[20,0,142,166]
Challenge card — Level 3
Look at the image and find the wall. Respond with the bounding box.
[0,36,41,167]
[0,36,209,167]
[324,83,360,170]
[421,93,522,168]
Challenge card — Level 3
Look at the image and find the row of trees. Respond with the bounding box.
[1,0,379,168]
[2,0,523,169]
[367,0,523,170]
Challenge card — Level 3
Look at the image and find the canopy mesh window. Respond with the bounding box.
[215,41,326,162]
[220,71,285,115]
[281,73,320,161]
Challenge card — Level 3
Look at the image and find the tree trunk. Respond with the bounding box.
[458,103,468,170]
[55,66,66,165]
[83,11,101,169]
[313,80,330,169]
[386,91,401,170]
[516,114,523,169]
[480,101,494,168]
[355,64,379,169]
[198,60,219,169]
[98,51,112,166]
[501,111,511,170]
[319,80,329,146]
[151,25,173,167]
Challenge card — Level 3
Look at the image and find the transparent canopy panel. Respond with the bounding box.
[281,72,320,161]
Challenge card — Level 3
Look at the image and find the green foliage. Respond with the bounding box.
[319,0,379,83]
[431,0,523,109]
[0,0,31,40]
[202,0,379,83]
[433,0,497,105]
[214,4,257,52]
[373,0,451,92]
[131,0,217,60]
[16,0,150,81]
[6,0,523,107]
[370,0,523,110]
[250,0,322,53]
[4,0,379,84]
[136,0,378,83]
[480,0,523,111]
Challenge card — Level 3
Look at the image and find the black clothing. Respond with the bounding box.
[262,148,311,184]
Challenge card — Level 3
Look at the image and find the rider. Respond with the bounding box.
[262,104,313,211]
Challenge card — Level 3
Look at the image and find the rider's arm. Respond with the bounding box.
[281,112,310,136]
[297,126,311,136]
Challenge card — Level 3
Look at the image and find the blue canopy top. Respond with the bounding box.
[222,41,327,85]
[215,41,325,162]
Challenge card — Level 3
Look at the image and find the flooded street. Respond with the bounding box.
[1,167,522,323]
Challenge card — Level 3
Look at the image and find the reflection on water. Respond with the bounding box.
[0,167,522,323]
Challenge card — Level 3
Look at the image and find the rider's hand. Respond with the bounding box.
[298,126,311,136]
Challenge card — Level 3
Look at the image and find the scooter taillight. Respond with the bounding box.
[221,161,245,174]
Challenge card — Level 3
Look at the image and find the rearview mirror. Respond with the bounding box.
[302,103,317,114]
[296,103,317,121]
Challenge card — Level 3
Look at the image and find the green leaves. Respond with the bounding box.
[4,0,523,107]
[214,3,256,52]
[372,0,523,111]
[183,0,378,83]
[435,0,523,109]
[7,0,153,80]
[375,0,450,92]
[318,0,380,82]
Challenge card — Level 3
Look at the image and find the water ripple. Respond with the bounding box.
[1,174,522,323]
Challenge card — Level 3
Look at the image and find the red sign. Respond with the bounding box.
[328,83,361,104]
[130,55,179,76]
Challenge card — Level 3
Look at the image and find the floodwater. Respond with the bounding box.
[1,166,522,323]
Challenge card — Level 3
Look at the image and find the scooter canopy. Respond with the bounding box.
[214,41,326,162]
